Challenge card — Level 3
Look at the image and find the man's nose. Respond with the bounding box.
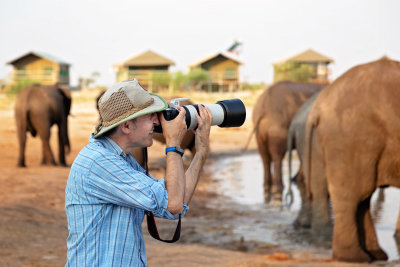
[153,113,160,125]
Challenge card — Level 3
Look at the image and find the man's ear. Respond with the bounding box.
[120,121,132,134]
[120,120,137,135]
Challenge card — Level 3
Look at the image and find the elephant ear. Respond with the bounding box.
[58,85,72,115]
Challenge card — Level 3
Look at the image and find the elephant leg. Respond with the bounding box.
[306,130,331,232]
[255,134,272,202]
[39,126,56,165]
[311,182,331,235]
[29,110,56,165]
[294,170,312,228]
[331,198,371,262]
[57,125,66,166]
[15,119,27,167]
[269,135,286,203]
[358,197,387,261]
[310,161,331,232]
[270,157,284,203]
[327,160,375,262]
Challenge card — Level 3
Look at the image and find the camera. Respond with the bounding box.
[153,98,246,133]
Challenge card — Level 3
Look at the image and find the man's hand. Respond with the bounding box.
[159,107,187,148]
[194,104,212,156]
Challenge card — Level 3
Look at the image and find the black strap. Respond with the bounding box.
[143,148,181,243]
[146,211,181,243]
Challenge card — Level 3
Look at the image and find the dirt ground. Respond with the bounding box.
[0,92,399,267]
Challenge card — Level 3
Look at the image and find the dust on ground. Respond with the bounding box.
[0,91,398,267]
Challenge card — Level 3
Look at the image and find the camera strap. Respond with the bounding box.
[143,148,181,243]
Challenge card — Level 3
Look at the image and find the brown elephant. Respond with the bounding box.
[305,58,400,262]
[15,84,72,167]
[252,81,326,202]
[96,91,195,167]
[286,91,331,233]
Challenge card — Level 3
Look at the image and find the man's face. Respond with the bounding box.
[128,112,159,147]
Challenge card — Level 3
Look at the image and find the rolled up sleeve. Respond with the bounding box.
[85,150,188,220]
[150,178,189,219]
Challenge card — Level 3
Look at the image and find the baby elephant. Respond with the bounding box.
[14,84,72,167]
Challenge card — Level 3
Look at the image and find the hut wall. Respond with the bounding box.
[12,58,67,85]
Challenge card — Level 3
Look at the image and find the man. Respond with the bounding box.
[65,79,212,266]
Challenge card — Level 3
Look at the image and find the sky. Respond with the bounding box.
[1,0,399,87]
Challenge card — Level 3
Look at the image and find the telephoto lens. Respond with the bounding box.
[153,98,246,133]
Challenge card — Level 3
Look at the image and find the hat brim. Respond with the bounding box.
[94,93,168,138]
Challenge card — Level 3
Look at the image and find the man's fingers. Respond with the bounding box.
[198,105,211,122]
[176,106,186,119]
[158,112,165,124]
[205,107,212,123]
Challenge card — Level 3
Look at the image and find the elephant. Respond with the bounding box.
[305,58,400,262]
[96,91,196,167]
[14,84,72,167]
[252,81,326,203]
[286,91,331,233]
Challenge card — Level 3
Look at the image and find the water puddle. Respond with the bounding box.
[208,152,400,261]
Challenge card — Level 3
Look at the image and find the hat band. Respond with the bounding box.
[101,98,154,127]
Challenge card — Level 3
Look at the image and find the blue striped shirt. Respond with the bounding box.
[65,135,188,267]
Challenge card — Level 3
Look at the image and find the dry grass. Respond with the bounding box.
[0,93,16,110]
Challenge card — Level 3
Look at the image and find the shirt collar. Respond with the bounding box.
[89,134,127,158]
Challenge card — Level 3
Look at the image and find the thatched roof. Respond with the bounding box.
[276,49,334,64]
[7,51,71,66]
[189,51,243,68]
[115,50,175,67]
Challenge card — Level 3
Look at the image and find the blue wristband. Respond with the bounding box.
[165,146,184,157]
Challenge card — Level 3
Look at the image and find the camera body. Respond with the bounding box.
[154,98,246,133]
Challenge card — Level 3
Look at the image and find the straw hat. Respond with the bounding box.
[94,79,168,138]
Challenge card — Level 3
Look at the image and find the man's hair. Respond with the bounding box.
[103,126,118,137]
[103,118,137,137]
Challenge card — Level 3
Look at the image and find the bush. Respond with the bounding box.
[187,69,209,90]
[274,62,314,83]
[5,79,39,96]
[171,71,188,93]
[150,72,172,90]
[241,82,266,91]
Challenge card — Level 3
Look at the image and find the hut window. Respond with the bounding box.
[17,67,26,77]
[59,69,68,77]
[225,68,236,79]
[44,67,53,76]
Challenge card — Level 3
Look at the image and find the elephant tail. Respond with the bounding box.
[242,117,262,152]
[285,124,296,207]
[305,112,319,199]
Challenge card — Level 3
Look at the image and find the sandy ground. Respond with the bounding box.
[0,92,399,267]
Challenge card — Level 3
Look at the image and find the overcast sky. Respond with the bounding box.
[1,0,399,86]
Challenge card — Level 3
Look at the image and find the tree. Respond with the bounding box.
[187,69,209,91]
[5,79,38,96]
[171,71,187,93]
[274,62,314,83]
[78,71,101,90]
[150,72,171,91]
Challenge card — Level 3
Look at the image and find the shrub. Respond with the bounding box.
[274,62,314,83]
[5,79,39,96]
